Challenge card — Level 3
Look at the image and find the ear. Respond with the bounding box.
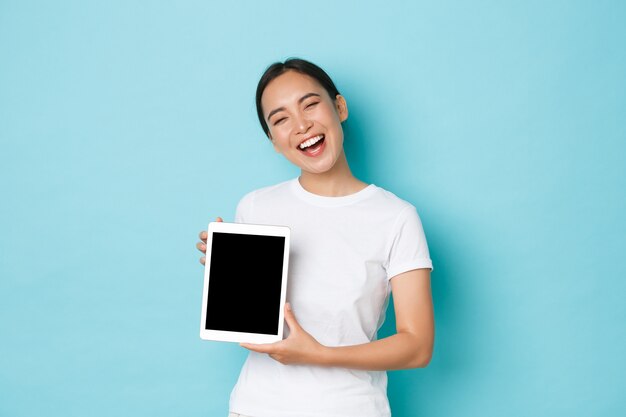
[335,94,348,122]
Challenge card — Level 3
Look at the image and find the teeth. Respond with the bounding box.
[299,135,324,149]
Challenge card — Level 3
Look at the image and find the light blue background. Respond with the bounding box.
[1,1,625,416]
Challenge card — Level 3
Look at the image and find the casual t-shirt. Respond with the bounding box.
[229,177,433,417]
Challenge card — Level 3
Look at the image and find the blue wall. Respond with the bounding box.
[1,1,624,416]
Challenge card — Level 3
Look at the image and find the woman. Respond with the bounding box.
[196,58,434,417]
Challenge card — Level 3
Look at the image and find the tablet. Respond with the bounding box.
[200,221,291,344]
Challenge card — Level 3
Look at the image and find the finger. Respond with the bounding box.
[283,302,301,333]
[199,230,207,243]
[240,342,276,354]
[200,256,205,265]
[216,217,223,222]
[196,241,206,253]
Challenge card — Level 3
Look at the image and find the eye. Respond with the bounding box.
[273,117,287,126]
[305,101,319,109]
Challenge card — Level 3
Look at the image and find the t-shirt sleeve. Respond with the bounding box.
[385,205,433,280]
[234,191,255,223]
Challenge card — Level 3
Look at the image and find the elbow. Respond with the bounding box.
[400,331,434,369]
[407,336,433,368]
[410,350,432,368]
[418,351,433,368]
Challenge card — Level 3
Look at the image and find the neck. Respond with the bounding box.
[298,151,367,197]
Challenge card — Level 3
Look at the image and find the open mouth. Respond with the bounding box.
[298,134,325,154]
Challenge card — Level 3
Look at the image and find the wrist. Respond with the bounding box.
[316,344,333,367]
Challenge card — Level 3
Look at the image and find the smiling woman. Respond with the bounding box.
[197,58,435,417]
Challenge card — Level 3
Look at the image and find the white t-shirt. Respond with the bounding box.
[229,178,433,417]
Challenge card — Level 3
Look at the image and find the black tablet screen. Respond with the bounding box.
[205,232,285,335]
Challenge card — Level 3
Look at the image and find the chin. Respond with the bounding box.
[301,161,337,175]
[285,148,340,174]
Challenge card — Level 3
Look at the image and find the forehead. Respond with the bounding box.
[261,71,329,111]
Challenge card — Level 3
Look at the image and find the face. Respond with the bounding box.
[261,70,348,174]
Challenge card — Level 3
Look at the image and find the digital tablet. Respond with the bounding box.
[200,221,291,344]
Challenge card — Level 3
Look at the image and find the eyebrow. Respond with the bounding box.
[266,93,321,121]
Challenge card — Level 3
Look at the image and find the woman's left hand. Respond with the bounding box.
[240,303,326,366]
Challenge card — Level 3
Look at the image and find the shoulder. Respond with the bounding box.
[369,185,419,216]
[237,178,294,208]
[366,186,429,238]
[235,179,294,223]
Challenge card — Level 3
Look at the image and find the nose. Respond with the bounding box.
[294,112,313,134]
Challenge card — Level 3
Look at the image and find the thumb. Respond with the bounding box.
[284,302,301,333]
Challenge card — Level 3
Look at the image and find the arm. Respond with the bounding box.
[320,268,434,370]
[241,268,435,371]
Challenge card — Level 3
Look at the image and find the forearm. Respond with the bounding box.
[240,270,435,370]
[317,331,433,371]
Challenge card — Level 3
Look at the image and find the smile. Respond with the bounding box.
[298,134,325,150]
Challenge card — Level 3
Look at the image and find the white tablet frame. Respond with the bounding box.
[200,221,290,344]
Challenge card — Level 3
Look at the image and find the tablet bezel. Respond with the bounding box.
[200,221,290,344]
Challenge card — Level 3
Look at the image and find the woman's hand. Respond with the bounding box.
[196,217,223,265]
[240,303,327,366]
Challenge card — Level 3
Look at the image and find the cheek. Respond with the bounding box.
[270,131,292,150]
[267,126,284,142]
[320,106,342,125]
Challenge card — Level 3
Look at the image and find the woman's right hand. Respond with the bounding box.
[197,217,223,265]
